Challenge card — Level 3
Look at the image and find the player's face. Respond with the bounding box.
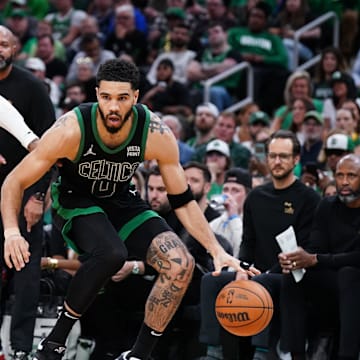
[96,80,139,134]
[267,138,298,180]
[0,28,16,70]
[147,175,171,215]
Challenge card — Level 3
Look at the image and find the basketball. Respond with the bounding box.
[215,280,274,336]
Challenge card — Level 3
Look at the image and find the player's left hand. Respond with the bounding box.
[4,234,30,271]
[212,250,243,276]
[111,261,139,282]
[24,195,44,232]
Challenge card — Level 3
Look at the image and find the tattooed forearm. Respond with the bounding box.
[148,113,171,134]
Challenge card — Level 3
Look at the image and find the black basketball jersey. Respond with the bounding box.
[58,103,150,200]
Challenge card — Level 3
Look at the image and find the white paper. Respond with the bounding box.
[276,226,306,282]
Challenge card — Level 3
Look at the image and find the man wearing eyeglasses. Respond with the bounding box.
[199,130,321,359]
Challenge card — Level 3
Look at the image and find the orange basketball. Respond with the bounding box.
[215,280,273,336]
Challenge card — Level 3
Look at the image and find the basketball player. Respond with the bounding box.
[0,59,246,360]
[279,154,360,360]
[199,130,321,360]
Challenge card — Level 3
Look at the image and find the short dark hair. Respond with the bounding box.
[158,58,174,70]
[96,59,140,90]
[266,130,301,156]
[183,161,211,183]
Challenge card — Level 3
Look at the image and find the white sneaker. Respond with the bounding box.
[116,350,141,360]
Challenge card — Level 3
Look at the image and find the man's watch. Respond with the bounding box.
[132,261,140,275]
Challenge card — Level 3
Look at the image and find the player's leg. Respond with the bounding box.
[34,212,128,360]
[119,219,195,360]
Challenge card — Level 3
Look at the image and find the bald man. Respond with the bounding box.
[279,154,360,359]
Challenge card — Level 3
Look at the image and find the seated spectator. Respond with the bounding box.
[204,139,232,199]
[317,130,355,189]
[234,101,260,144]
[21,20,67,62]
[44,0,87,48]
[323,70,359,130]
[312,46,349,101]
[269,0,321,70]
[65,56,97,102]
[163,114,194,165]
[24,56,61,109]
[334,108,360,150]
[227,1,289,115]
[35,34,68,87]
[209,167,252,258]
[187,20,242,111]
[300,110,324,168]
[66,32,116,83]
[87,0,115,41]
[141,58,192,118]
[272,70,323,131]
[187,102,219,148]
[192,112,252,170]
[104,4,148,67]
[279,154,360,360]
[146,23,196,86]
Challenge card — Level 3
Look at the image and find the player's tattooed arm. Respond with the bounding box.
[53,114,70,128]
[148,112,171,135]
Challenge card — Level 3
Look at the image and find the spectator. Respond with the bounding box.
[204,139,232,199]
[199,130,320,360]
[187,20,242,111]
[104,4,148,67]
[192,112,252,170]
[146,23,196,86]
[234,101,260,144]
[245,110,271,153]
[227,0,289,115]
[163,115,194,165]
[0,25,55,360]
[322,70,359,131]
[279,154,360,360]
[35,34,68,87]
[24,56,61,109]
[269,0,321,70]
[335,108,360,150]
[272,70,323,131]
[21,20,67,63]
[209,168,252,258]
[44,0,87,48]
[317,130,354,188]
[5,8,37,49]
[66,32,115,83]
[187,102,219,148]
[312,46,349,101]
[300,110,324,168]
[66,56,97,102]
[87,0,115,41]
[141,58,192,118]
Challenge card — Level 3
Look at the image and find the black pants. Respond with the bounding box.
[280,266,360,358]
[0,193,43,353]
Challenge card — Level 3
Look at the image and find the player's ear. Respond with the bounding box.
[133,89,139,104]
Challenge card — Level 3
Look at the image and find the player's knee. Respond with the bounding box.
[101,245,128,274]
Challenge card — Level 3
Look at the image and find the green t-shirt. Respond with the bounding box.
[228,27,288,68]
[275,98,324,130]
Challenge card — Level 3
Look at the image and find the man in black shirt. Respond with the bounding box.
[199,130,321,360]
[0,25,55,359]
[279,154,360,360]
